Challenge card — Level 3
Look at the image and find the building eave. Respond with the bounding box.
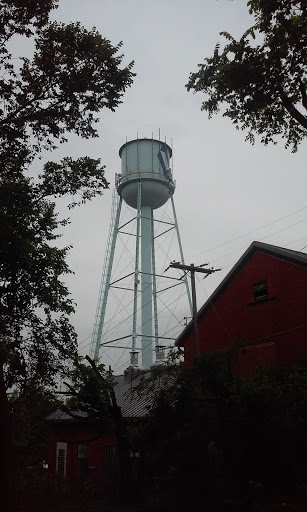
[175,241,307,348]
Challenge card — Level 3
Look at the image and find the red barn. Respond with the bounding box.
[176,241,307,376]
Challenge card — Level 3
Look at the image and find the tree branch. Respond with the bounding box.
[299,80,307,111]
[85,354,118,409]
[0,90,46,127]
[281,93,307,129]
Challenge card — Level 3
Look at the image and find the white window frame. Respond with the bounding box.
[56,441,67,478]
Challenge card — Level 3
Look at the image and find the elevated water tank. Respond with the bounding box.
[117,138,175,209]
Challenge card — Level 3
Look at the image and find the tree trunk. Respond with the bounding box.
[0,362,12,511]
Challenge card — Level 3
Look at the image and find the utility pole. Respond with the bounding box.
[168,262,221,357]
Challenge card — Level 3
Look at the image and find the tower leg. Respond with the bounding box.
[90,191,122,360]
[171,196,193,315]
[151,212,159,354]
[141,205,153,368]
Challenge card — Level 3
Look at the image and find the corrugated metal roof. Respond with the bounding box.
[46,410,88,422]
[46,368,168,422]
[114,374,149,418]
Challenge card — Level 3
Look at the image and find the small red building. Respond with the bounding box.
[176,241,307,375]
[46,370,150,489]
[46,410,119,488]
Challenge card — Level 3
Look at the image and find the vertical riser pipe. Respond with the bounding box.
[141,205,153,368]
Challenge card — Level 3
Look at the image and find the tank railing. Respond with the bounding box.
[120,170,173,180]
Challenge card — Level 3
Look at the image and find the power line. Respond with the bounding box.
[191,206,307,260]
[208,217,307,267]
[78,225,307,358]
[78,198,307,370]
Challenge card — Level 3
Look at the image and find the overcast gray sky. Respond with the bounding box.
[27,0,307,372]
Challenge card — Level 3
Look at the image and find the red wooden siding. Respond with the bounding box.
[184,250,307,374]
[48,423,117,489]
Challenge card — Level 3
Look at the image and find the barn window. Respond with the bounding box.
[56,442,67,477]
[253,280,268,302]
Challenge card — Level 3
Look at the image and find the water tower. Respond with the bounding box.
[89,136,192,369]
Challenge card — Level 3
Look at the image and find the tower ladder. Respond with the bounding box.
[89,189,122,360]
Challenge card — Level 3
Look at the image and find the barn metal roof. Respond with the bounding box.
[175,241,307,348]
[46,369,165,422]
[45,409,88,422]
[114,373,153,418]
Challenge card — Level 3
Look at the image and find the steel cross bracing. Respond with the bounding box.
[90,189,122,360]
[90,189,192,366]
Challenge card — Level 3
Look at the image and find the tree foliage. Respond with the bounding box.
[227,363,307,490]
[0,3,134,505]
[142,351,307,499]
[186,0,307,151]
[132,351,210,487]
[64,356,122,433]
[0,0,134,392]
[64,356,128,482]
[10,382,61,467]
